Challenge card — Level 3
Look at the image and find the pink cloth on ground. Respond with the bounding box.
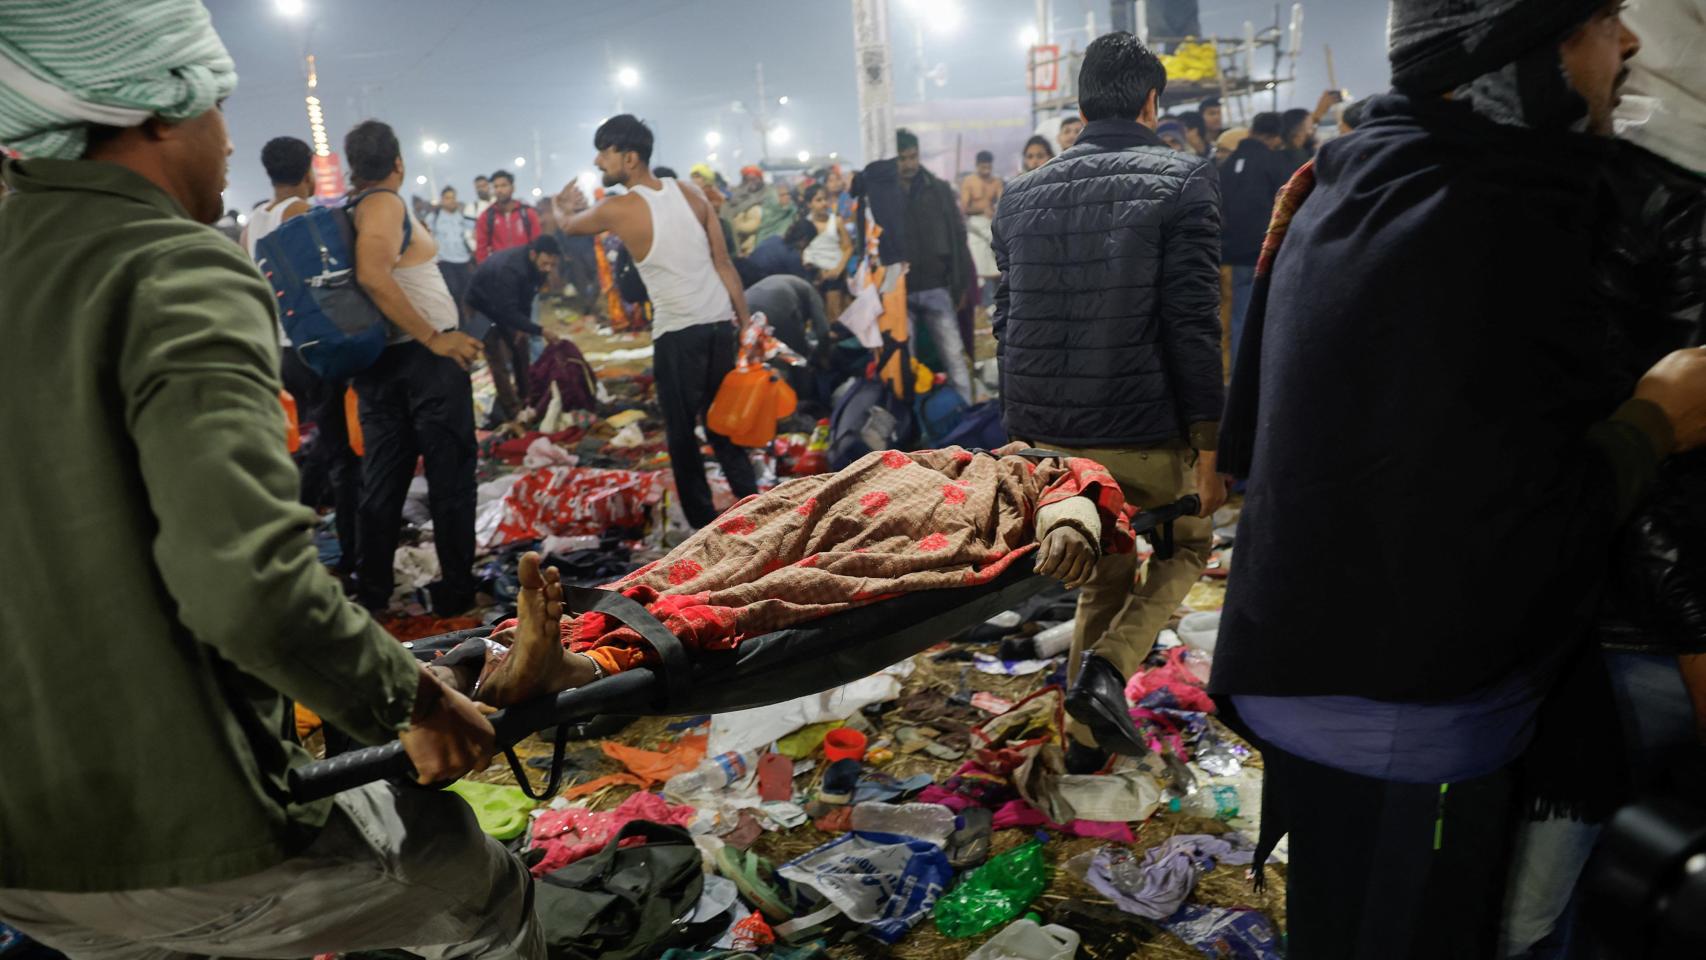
[1125,647,1217,714]
[992,799,1136,842]
[528,791,697,876]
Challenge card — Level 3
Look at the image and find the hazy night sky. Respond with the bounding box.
[206,0,1391,209]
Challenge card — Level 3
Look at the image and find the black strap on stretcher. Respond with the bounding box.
[493,587,695,801]
[287,585,692,803]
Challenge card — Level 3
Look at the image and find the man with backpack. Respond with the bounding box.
[475,168,540,263]
[343,119,485,615]
[993,33,1226,774]
[245,135,362,578]
[0,4,536,956]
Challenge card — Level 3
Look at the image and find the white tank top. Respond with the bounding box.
[244,196,303,260]
[386,213,459,343]
[632,178,734,338]
[803,213,844,272]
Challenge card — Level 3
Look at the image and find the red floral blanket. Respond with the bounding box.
[560,444,1137,672]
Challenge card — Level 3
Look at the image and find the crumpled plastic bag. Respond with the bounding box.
[933,839,1050,938]
[707,662,912,756]
[778,831,951,945]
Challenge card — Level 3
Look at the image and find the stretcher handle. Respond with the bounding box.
[1130,494,1201,561]
[1129,494,1202,536]
[286,668,657,802]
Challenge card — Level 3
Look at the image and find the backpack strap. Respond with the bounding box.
[346,187,412,256]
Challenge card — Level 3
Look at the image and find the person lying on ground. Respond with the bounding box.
[431,444,1132,707]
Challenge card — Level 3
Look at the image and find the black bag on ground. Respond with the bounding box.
[828,377,916,469]
[535,820,719,960]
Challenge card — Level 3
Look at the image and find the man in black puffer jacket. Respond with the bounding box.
[991,31,1225,772]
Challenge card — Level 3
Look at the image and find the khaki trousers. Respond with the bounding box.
[0,782,542,960]
[1046,445,1213,746]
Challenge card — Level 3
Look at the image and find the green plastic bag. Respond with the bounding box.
[933,839,1050,938]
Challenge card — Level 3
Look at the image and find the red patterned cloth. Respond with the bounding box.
[557,444,1136,672]
[492,466,667,545]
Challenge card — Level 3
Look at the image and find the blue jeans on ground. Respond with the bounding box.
[1228,264,1256,373]
[1499,652,1698,958]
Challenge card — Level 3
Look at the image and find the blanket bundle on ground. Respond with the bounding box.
[563,444,1137,673]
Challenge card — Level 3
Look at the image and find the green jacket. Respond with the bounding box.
[0,158,421,893]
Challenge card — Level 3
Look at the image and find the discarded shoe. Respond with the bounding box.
[853,770,934,804]
[818,758,862,805]
[947,807,993,869]
[1065,652,1149,757]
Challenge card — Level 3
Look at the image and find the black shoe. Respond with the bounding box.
[427,581,477,617]
[1064,740,1110,775]
[1065,652,1150,757]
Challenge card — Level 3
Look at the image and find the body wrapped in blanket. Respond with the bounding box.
[440,444,1137,706]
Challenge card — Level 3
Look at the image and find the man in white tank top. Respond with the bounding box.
[554,115,759,528]
[345,120,486,615]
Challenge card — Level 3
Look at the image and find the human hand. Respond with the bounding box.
[1315,89,1345,117]
[426,330,484,369]
[399,671,496,784]
[1194,454,1229,518]
[1635,348,1706,453]
[1035,525,1097,588]
[556,181,589,215]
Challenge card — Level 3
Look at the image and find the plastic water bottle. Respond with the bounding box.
[1168,783,1242,820]
[664,750,758,798]
[850,802,959,847]
[1030,621,1075,658]
[999,620,1074,661]
[1167,769,1262,820]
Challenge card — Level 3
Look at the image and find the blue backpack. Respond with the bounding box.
[935,400,1007,452]
[915,384,968,446]
[254,189,411,380]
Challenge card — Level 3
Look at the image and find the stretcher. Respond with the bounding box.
[287,494,1202,803]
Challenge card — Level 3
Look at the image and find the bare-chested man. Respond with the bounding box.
[552,115,758,529]
[961,149,1005,310]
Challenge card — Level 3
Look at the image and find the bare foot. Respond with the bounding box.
[476,552,592,706]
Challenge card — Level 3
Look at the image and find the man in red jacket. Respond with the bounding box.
[474,168,539,263]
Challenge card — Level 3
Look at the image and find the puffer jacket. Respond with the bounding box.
[1598,140,1706,655]
[991,118,1223,450]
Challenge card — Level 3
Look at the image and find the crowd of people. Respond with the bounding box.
[4,0,1706,957]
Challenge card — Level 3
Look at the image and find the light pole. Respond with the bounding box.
[850,0,896,163]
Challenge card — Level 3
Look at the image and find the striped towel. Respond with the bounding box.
[0,0,235,159]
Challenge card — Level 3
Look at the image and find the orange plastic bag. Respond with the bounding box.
[708,365,771,439]
[345,386,365,457]
[730,375,797,448]
[280,390,301,453]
